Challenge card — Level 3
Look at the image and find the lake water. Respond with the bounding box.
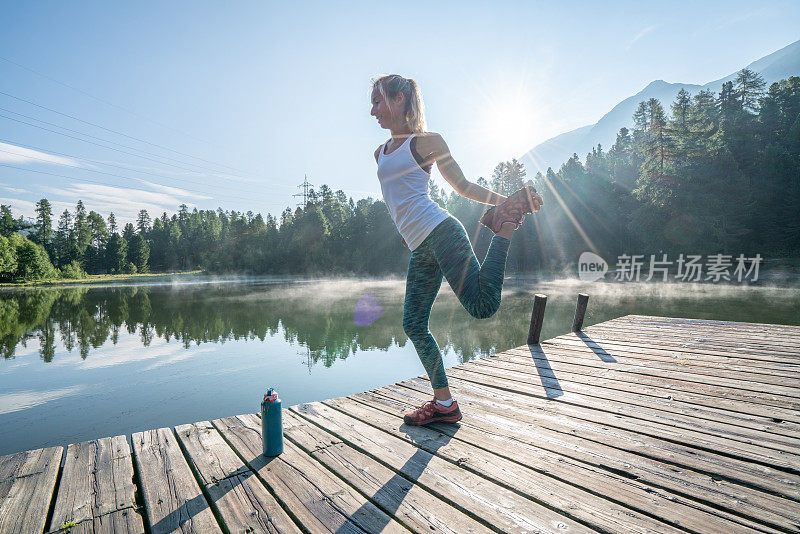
[1,276,798,455]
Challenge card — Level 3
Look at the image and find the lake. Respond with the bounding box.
[1,276,798,455]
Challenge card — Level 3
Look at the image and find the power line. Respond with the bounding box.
[0,162,288,207]
[0,137,294,195]
[0,54,219,147]
[0,107,251,179]
[0,89,249,174]
[0,131,377,203]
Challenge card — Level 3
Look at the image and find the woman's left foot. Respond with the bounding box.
[403,399,462,425]
[480,182,542,234]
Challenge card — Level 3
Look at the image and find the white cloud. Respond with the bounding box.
[0,386,84,415]
[135,179,212,200]
[76,336,215,370]
[0,142,80,167]
[0,197,37,219]
[90,158,265,186]
[42,181,204,222]
[627,25,657,49]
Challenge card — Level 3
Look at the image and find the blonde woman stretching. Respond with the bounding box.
[371,74,543,425]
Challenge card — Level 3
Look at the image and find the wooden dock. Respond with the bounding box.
[2,314,799,533]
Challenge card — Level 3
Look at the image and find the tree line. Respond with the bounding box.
[1,69,797,282]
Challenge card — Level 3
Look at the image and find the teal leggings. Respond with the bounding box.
[403,216,511,389]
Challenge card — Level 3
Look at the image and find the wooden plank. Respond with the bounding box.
[482,354,800,449]
[586,324,800,353]
[480,352,800,413]
[614,315,800,334]
[611,314,800,335]
[584,322,800,354]
[503,346,800,400]
[459,355,800,426]
[376,381,800,533]
[616,315,800,334]
[542,336,800,381]
[470,352,800,426]
[282,410,495,534]
[48,436,144,534]
[618,313,800,330]
[584,324,800,357]
[318,397,774,534]
[0,446,62,534]
[0,447,62,534]
[175,421,300,534]
[407,373,800,499]
[579,324,800,362]
[131,428,221,534]
[454,361,800,470]
[212,413,406,534]
[446,365,800,475]
[560,331,800,370]
[291,402,605,534]
[540,336,800,384]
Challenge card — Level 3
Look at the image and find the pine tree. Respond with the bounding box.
[136,210,151,234]
[490,159,526,195]
[734,68,766,113]
[105,233,128,273]
[33,198,53,247]
[86,211,109,273]
[54,209,74,267]
[130,234,150,273]
[0,205,17,237]
[72,200,91,266]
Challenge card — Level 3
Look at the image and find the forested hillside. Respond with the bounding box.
[2,70,797,282]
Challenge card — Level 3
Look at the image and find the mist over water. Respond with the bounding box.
[0,275,798,455]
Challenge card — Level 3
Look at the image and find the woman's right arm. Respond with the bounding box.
[425,134,506,205]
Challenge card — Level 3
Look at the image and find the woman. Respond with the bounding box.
[370,74,543,425]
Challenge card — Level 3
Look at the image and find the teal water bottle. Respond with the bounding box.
[261,388,283,456]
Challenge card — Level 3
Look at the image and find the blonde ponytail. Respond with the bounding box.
[370,74,427,133]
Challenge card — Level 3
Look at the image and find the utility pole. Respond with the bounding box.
[293,175,313,208]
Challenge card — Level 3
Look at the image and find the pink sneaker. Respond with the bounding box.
[480,183,542,234]
[403,399,462,425]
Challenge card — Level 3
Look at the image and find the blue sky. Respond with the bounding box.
[1,1,798,224]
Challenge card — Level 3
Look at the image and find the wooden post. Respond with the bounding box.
[572,293,589,332]
[527,294,547,345]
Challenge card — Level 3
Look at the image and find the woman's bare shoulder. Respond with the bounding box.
[415,132,447,155]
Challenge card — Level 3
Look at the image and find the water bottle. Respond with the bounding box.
[261,388,283,456]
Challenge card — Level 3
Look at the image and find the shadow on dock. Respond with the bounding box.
[526,344,564,398]
[149,489,219,533]
[575,331,617,362]
[335,423,454,534]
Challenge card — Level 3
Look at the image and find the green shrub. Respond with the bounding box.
[14,236,57,281]
[60,260,87,280]
[0,234,17,280]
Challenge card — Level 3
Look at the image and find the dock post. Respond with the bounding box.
[572,293,589,332]
[527,294,547,345]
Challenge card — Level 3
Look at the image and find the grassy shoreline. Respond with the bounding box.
[2,257,797,290]
[0,270,204,288]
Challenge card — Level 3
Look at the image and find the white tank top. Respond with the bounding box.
[376,134,450,251]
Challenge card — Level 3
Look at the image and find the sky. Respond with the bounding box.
[1,1,799,224]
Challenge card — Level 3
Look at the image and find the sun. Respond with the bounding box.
[482,94,540,159]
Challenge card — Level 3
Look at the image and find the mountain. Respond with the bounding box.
[521,39,800,175]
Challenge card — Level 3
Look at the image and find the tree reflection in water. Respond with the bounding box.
[5,278,795,367]
[0,280,533,366]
